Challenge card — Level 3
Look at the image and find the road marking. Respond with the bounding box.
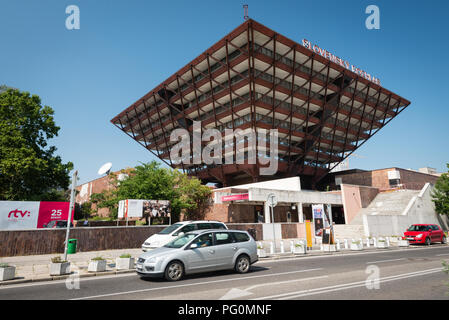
[366,258,406,264]
[436,253,449,256]
[253,267,443,300]
[71,268,323,300]
[219,275,328,300]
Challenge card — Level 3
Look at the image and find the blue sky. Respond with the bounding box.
[1,0,448,184]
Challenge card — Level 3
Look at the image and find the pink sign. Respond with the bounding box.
[36,202,72,228]
[221,194,249,202]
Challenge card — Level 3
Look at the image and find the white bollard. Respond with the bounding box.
[270,241,274,254]
[344,239,349,249]
[280,241,285,253]
[290,240,294,253]
[336,239,341,251]
[373,237,377,247]
[366,238,370,248]
[359,238,363,248]
[386,237,390,247]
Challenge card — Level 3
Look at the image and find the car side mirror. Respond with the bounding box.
[190,243,199,249]
[178,232,185,237]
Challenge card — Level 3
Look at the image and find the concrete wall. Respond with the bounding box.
[341,184,379,224]
[336,168,438,191]
[363,183,447,236]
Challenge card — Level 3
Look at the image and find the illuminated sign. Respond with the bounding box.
[301,39,381,86]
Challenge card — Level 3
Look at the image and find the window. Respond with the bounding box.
[211,223,227,230]
[214,232,234,245]
[159,223,183,235]
[164,234,197,248]
[180,224,197,233]
[191,233,213,248]
[232,232,250,242]
[197,223,212,230]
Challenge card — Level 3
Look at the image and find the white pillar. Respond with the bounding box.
[264,201,271,223]
[297,202,304,223]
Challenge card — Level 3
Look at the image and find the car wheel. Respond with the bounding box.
[425,237,431,246]
[164,261,184,281]
[442,237,447,244]
[235,255,250,274]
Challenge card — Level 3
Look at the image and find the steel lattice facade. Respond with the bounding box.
[111,19,410,188]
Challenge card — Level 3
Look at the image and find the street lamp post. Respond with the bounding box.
[63,170,77,261]
[267,193,278,253]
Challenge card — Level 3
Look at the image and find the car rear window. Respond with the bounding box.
[214,232,234,245]
[197,223,212,230]
[232,232,250,242]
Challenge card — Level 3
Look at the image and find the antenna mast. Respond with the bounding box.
[243,5,249,21]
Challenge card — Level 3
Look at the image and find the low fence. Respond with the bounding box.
[0,223,274,257]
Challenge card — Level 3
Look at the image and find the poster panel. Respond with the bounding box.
[143,200,171,218]
[127,199,144,218]
[0,201,40,230]
[312,204,324,237]
[36,202,71,228]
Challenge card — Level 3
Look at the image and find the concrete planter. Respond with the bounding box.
[377,241,388,248]
[50,262,71,276]
[257,249,267,258]
[322,244,337,252]
[88,260,107,272]
[398,239,409,247]
[350,243,363,251]
[0,266,16,281]
[294,245,306,254]
[116,257,135,270]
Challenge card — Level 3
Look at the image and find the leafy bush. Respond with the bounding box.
[0,263,10,268]
[119,254,132,259]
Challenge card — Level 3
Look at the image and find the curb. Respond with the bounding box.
[0,269,137,286]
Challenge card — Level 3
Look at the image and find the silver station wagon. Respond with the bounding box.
[136,229,258,281]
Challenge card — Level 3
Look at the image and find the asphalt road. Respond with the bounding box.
[1,245,449,300]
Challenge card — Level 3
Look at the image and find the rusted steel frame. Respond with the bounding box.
[311,62,333,174]
[354,83,372,148]
[133,105,148,148]
[153,94,174,167]
[340,78,359,158]
[142,99,162,158]
[271,35,277,128]
[124,112,138,141]
[290,63,348,163]
[117,118,171,168]
[286,45,297,170]
[381,94,394,125]
[206,53,225,181]
[247,22,259,173]
[225,39,238,167]
[189,65,203,175]
[367,89,383,136]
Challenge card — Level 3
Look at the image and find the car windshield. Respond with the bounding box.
[158,223,183,235]
[407,225,429,232]
[164,233,197,248]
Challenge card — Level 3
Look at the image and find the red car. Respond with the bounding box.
[403,224,447,245]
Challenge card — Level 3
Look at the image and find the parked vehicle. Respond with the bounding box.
[141,220,227,251]
[403,224,447,245]
[43,221,74,228]
[136,229,258,281]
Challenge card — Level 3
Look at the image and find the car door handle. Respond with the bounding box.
[208,250,215,254]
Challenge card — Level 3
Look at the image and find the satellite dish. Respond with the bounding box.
[98,162,112,175]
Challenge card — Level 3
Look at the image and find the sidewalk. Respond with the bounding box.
[0,240,438,286]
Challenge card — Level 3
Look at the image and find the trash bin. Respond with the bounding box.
[67,239,77,254]
[247,228,257,240]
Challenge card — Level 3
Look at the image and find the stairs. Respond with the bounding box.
[350,190,420,225]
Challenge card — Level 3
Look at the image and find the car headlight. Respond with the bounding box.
[147,256,165,264]
[416,233,423,239]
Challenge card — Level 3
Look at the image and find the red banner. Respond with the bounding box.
[36,202,72,228]
[221,193,249,202]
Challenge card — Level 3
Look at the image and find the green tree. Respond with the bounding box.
[91,161,212,223]
[432,164,449,216]
[0,88,73,200]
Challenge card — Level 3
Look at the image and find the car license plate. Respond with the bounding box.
[407,237,414,240]
[136,263,143,271]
